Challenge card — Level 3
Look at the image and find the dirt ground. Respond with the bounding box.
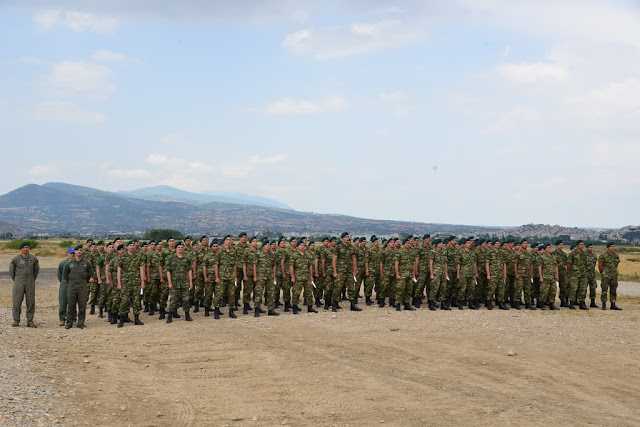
[1,255,640,426]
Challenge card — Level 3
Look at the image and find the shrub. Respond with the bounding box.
[58,240,74,248]
[5,239,39,250]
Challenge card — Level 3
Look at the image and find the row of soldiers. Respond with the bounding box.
[61,231,622,328]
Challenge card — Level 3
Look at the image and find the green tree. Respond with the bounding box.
[143,229,184,241]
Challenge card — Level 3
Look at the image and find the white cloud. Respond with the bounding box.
[248,154,286,164]
[146,154,187,168]
[91,50,127,63]
[283,19,424,60]
[26,101,107,123]
[564,78,640,124]
[34,10,119,34]
[378,91,415,115]
[496,62,569,84]
[107,168,151,178]
[29,165,58,176]
[259,96,348,115]
[47,61,115,99]
[485,107,539,134]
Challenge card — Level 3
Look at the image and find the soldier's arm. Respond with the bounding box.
[351,253,357,275]
[34,258,39,280]
[473,262,478,278]
[289,264,295,282]
[456,263,460,279]
[485,262,490,279]
[192,260,197,276]
[158,264,164,283]
[214,264,220,282]
[555,266,559,280]
[63,263,70,282]
[271,265,276,283]
[395,260,400,279]
[146,265,151,283]
[314,257,319,277]
[281,257,287,278]
[598,261,604,274]
[321,258,326,277]
[242,262,248,281]
[139,265,145,289]
[96,264,102,284]
[567,262,572,272]
[538,265,543,282]
[309,264,313,283]
[167,271,173,290]
[117,266,123,290]
[188,269,193,289]
[430,258,435,279]
[379,260,384,278]
[503,263,507,279]
[9,259,15,281]
[57,263,63,282]
[513,262,518,278]
[332,254,338,277]
[253,263,257,282]
[203,264,208,282]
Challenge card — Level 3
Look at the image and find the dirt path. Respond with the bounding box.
[1,256,640,426]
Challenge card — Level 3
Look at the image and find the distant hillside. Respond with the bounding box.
[0,183,499,236]
[117,185,293,209]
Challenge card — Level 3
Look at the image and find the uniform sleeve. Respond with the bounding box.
[63,263,70,281]
[33,257,39,280]
[9,258,15,281]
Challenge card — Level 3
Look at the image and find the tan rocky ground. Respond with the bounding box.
[1,255,640,426]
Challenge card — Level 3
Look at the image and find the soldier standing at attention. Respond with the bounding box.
[567,240,587,310]
[158,237,176,319]
[428,239,449,310]
[584,243,599,308]
[323,237,337,310]
[598,242,621,310]
[355,237,367,302]
[282,237,297,311]
[514,239,534,310]
[234,232,250,309]
[456,238,478,310]
[202,239,219,316]
[63,245,92,329]
[446,238,460,307]
[314,237,328,307]
[56,248,75,326]
[275,238,287,308]
[554,240,569,307]
[394,237,416,311]
[116,241,146,327]
[531,244,542,308]
[193,236,209,311]
[474,239,488,305]
[332,232,361,312]
[97,242,113,320]
[485,240,507,310]
[243,236,259,314]
[9,242,39,327]
[107,243,124,324]
[165,241,194,323]
[365,236,382,306]
[253,239,278,317]
[214,235,238,319]
[538,244,559,310]
[289,240,315,314]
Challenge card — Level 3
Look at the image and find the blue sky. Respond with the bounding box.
[1,1,639,228]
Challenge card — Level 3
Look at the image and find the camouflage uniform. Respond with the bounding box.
[486,248,506,303]
[457,249,476,303]
[117,252,145,317]
[531,250,541,302]
[86,250,100,308]
[165,253,192,314]
[244,247,259,304]
[235,243,250,303]
[366,245,382,299]
[193,245,208,305]
[514,248,532,305]
[289,249,314,307]
[108,252,121,314]
[215,247,237,309]
[395,247,414,305]
[145,249,162,308]
[416,244,433,299]
[539,253,558,304]
[584,251,598,301]
[332,243,356,301]
[322,246,336,304]
[598,251,619,303]
[474,247,488,301]
[568,250,585,302]
[254,247,276,311]
[159,248,174,311]
[505,248,516,302]
[445,244,459,301]
[314,245,326,302]
[95,251,108,310]
[429,248,447,302]
[282,247,294,304]
[554,248,569,302]
[380,246,397,301]
[305,248,319,305]
[203,249,218,308]
[276,247,288,303]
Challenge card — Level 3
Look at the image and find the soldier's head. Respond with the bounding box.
[494,240,501,249]
[555,240,563,250]
[359,237,366,247]
[127,241,135,254]
[279,239,286,249]
[200,236,209,248]
[156,241,163,251]
[223,235,233,247]
[308,241,315,250]
[586,243,593,253]
[250,236,258,249]
[167,237,176,249]
[576,240,584,251]
[141,242,148,252]
[18,242,30,256]
[74,245,84,258]
[606,242,615,253]
[270,241,277,251]
[184,236,192,247]
[117,244,125,254]
[340,232,350,245]
[322,237,330,248]
[239,232,248,244]
[175,241,184,255]
[545,244,552,254]
[372,236,379,247]
[262,240,270,251]
[329,237,337,247]
[149,241,156,251]
[289,237,297,248]
[106,242,114,253]
[67,247,75,259]
[520,239,528,249]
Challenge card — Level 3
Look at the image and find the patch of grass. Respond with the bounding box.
[58,240,74,248]
[4,239,39,250]
[627,258,640,262]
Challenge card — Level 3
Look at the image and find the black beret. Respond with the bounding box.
[329,237,337,242]
[585,242,593,247]
[422,234,430,240]
[576,240,583,245]
[166,236,174,242]
[371,236,378,242]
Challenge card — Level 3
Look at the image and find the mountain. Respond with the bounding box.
[117,185,293,209]
[0,183,500,236]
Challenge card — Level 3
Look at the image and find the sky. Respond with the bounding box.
[1,0,639,229]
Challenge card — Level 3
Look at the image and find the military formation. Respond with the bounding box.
[8,232,625,328]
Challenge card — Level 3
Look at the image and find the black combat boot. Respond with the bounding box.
[560,299,566,307]
[451,297,459,307]
[90,305,96,315]
[158,307,166,320]
[350,301,362,311]
[366,296,373,306]
[308,305,318,313]
[441,300,451,310]
[166,312,173,323]
[525,302,531,309]
[590,298,598,308]
[602,302,606,310]
[275,298,282,308]
[378,298,386,308]
[389,298,396,308]
[172,311,180,319]
[471,300,480,310]
[243,303,250,315]
[143,302,149,313]
[414,298,421,309]
[204,307,210,317]
[569,301,576,310]
[268,309,280,316]
[292,305,300,314]
[284,302,291,312]
[486,300,494,310]
[396,302,401,311]
[315,298,322,308]
[229,308,237,318]
[193,302,199,313]
[324,298,331,310]
[549,302,558,310]
[185,312,193,321]
[332,301,338,312]
[257,307,266,314]
[134,315,144,325]
[342,291,348,301]
[254,307,260,317]
[110,313,118,324]
[539,302,547,310]
[528,302,537,310]
[404,303,416,311]
[513,301,521,310]
[611,302,622,310]
[427,300,435,311]
[117,315,125,328]
[458,302,464,310]
[579,301,589,310]
[498,301,509,310]
[222,296,228,307]
[98,307,104,318]
[124,314,132,323]
[214,307,221,319]
[148,304,155,316]
[461,299,467,307]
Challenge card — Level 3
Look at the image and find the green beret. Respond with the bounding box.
[585,242,593,247]
[250,236,258,242]
[570,245,576,250]
[308,240,315,246]
[296,240,305,247]
[422,234,430,240]
[116,244,124,251]
[200,235,208,242]
[506,238,514,244]
[86,238,93,243]
[141,241,148,246]
[340,232,349,239]
[238,232,247,238]
[289,237,296,242]
[520,238,527,244]
[175,240,184,247]
[432,238,441,245]
[209,239,218,246]
[402,237,410,245]
[359,237,366,242]
[278,236,285,242]
[555,240,563,245]
[576,240,583,245]
[606,242,615,248]
[474,240,481,247]
[184,236,192,241]
[458,238,466,245]
[322,236,329,242]
[370,235,377,241]
[18,241,29,249]
[166,236,174,242]
[329,237,337,242]
[223,235,231,240]
[371,236,378,242]
[125,240,134,246]
[353,237,359,242]
[74,244,83,250]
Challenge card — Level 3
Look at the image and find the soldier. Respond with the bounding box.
[323,237,337,310]
[158,237,176,319]
[253,239,278,316]
[503,238,516,305]
[567,240,587,310]
[234,232,250,308]
[355,237,367,302]
[446,237,460,307]
[56,248,75,326]
[554,240,569,307]
[63,245,92,329]
[486,239,508,310]
[514,239,534,310]
[243,236,259,314]
[332,232,361,312]
[393,237,416,311]
[9,242,39,328]
[456,238,478,310]
[414,234,431,308]
[282,237,297,311]
[275,238,287,308]
[428,239,447,310]
[584,242,599,308]
[538,244,559,310]
[306,240,320,308]
[314,237,328,307]
[531,243,542,308]
[97,242,113,320]
[116,241,146,327]
[214,235,238,319]
[144,240,162,316]
[164,240,194,323]
[202,238,220,316]
[366,236,382,306]
[107,243,124,324]
[289,240,316,314]
[598,242,621,310]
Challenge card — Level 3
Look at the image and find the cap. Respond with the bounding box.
[67,247,75,254]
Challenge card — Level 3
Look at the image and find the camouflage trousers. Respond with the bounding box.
[274,277,283,301]
[448,269,458,300]
[414,272,427,298]
[293,278,314,306]
[254,278,270,310]
[576,275,588,302]
[98,279,110,308]
[457,275,475,301]
[487,275,505,303]
[89,280,101,306]
[144,278,160,305]
[428,273,445,301]
[158,279,169,310]
[586,276,597,300]
[242,277,254,304]
[506,274,516,302]
[193,273,205,302]
[364,272,378,298]
[281,278,293,303]
[323,275,335,301]
[539,277,557,304]
[214,278,236,309]
[532,276,540,300]
[379,273,394,299]
[313,275,324,300]
[356,271,366,296]
[475,274,487,301]
[119,279,141,316]
[568,274,583,302]
[600,277,617,303]
[204,277,215,308]
[557,271,568,301]
[395,277,413,304]
[110,283,121,313]
[169,284,190,314]
[515,274,532,303]
[333,272,357,301]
